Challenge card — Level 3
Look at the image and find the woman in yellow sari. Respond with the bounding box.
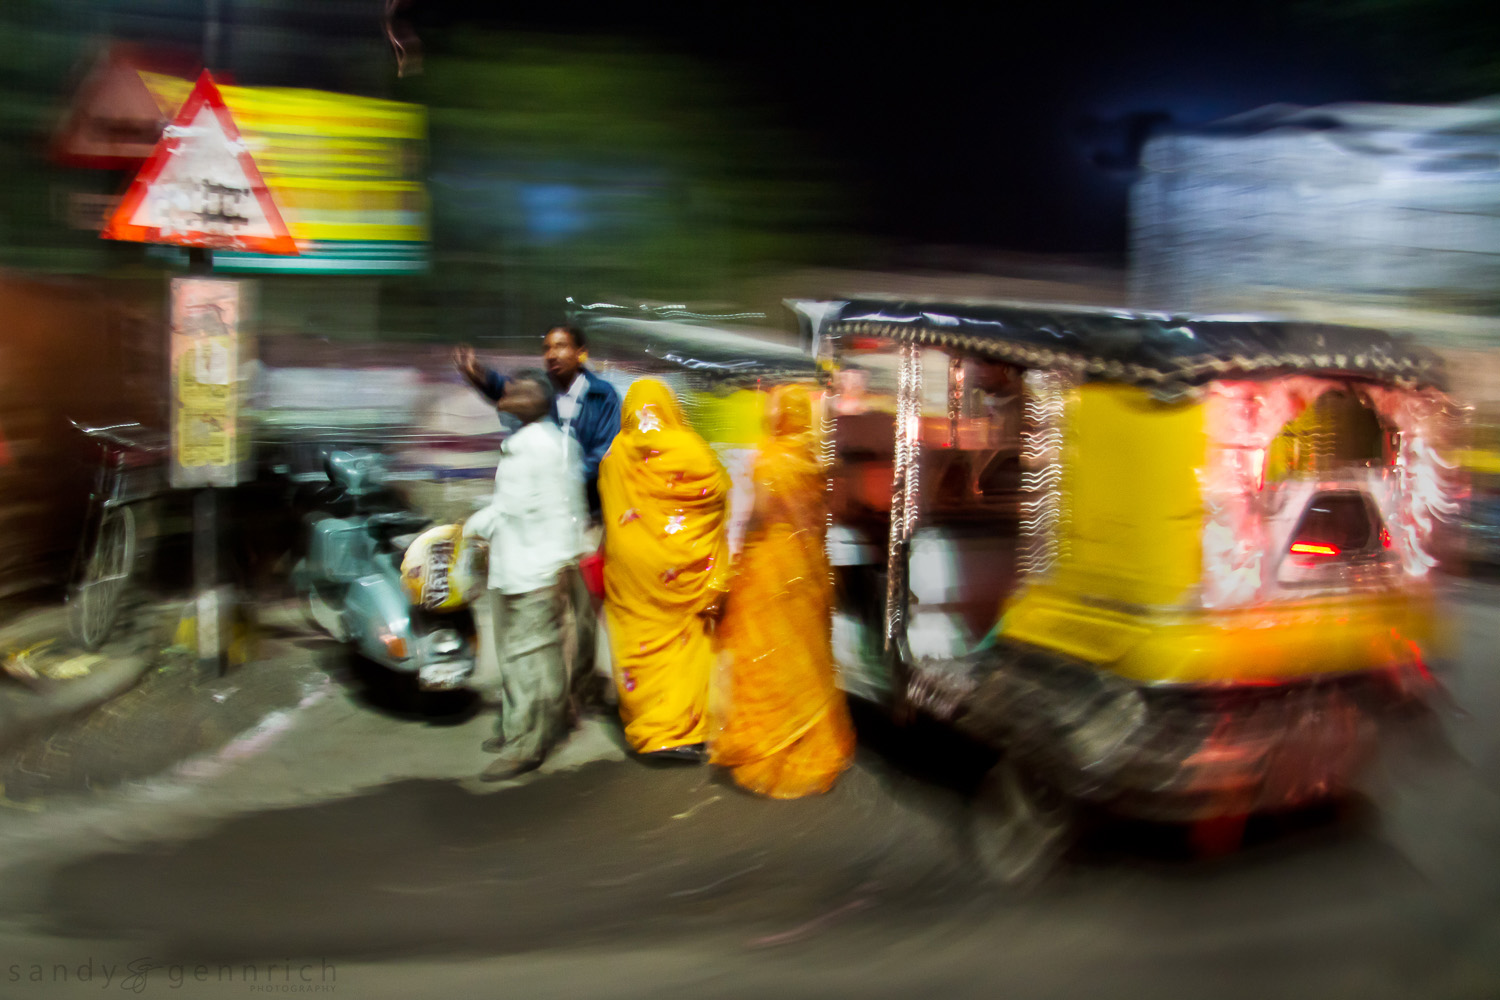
[711,384,855,798]
[599,378,731,760]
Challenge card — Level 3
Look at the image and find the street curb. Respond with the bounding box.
[0,609,155,757]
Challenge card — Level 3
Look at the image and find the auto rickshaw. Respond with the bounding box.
[791,297,1454,881]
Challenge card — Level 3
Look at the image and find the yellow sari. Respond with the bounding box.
[710,384,855,798]
[599,379,731,754]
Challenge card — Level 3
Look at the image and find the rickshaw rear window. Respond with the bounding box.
[1267,390,1387,480]
[1291,491,1378,553]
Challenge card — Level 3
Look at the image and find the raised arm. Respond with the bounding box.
[453,344,507,402]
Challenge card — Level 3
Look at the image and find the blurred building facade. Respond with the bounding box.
[0,274,166,603]
[1129,99,1500,360]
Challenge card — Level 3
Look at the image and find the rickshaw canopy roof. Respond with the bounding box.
[794,297,1446,392]
[572,304,818,382]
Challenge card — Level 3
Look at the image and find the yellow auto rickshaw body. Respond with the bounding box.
[1000,380,1441,686]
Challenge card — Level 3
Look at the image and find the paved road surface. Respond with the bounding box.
[0,583,1496,999]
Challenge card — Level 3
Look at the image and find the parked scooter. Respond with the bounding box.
[291,450,478,690]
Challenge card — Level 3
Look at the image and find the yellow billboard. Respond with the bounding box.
[140,73,427,250]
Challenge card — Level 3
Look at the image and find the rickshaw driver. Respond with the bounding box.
[971,360,1024,433]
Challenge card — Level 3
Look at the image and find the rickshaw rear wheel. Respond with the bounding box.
[971,758,1075,886]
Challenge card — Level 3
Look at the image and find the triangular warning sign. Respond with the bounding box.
[102,70,297,255]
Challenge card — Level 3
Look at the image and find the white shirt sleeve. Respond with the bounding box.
[463,501,498,541]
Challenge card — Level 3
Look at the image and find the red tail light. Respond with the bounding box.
[1380,527,1392,549]
[1290,541,1340,557]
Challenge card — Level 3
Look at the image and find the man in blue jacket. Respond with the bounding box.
[454,324,622,521]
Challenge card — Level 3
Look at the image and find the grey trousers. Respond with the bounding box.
[484,579,568,763]
[560,561,597,695]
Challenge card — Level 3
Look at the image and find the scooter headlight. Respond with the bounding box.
[430,629,463,656]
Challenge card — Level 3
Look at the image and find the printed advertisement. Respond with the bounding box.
[170,276,251,488]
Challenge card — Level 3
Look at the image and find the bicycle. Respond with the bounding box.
[65,420,168,651]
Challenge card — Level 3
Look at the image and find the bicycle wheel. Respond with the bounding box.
[70,504,137,651]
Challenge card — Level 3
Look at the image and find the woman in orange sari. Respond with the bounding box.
[599,378,731,761]
[711,384,855,798]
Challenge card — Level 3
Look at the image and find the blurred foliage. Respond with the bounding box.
[1296,0,1500,99]
[0,0,118,273]
[383,31,855,342]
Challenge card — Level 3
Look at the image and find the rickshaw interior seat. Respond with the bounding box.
[834,412,896,456]
[908,525,1019,641]
[938,462,969,505]
[924,451,970,505]
[916,449,1023,526]
[828,459,895,522]
[977,452,1021,496]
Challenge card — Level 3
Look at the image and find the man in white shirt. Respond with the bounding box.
[463,370,589,780]
[455,326,624,716]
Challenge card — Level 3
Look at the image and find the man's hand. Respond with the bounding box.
[453,344,483,386]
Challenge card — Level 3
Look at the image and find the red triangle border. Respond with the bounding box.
[101,70,298,256]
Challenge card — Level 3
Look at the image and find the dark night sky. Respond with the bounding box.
[405,1,1385,253]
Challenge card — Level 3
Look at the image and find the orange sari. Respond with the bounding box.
[599,379,731,754]
[710,384,855,798]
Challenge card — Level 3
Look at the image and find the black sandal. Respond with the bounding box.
[638,743,707,766]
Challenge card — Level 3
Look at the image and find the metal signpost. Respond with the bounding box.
[102,70,297,672]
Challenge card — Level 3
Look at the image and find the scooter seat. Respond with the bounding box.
[368,511,431,530]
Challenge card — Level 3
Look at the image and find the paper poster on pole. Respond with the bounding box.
[170,277,252,488]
